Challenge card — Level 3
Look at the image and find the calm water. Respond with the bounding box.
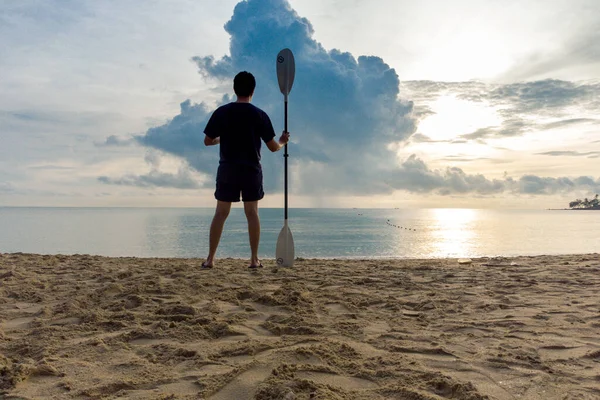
[0,207,598,259]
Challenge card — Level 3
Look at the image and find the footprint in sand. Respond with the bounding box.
[294,371,378,389]
[1,316,36,331]
[363,320,391,336]
[208,365,273,400]
[324,303,352,315]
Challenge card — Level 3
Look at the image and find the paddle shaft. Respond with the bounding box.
[284,100,288,220]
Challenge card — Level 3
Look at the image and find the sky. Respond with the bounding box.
[1,0,599,208]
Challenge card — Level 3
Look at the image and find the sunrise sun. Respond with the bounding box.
[417,95,503,141]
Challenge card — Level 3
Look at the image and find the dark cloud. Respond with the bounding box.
[136,99,218,175]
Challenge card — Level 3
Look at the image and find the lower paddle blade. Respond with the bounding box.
[275,221,295,267]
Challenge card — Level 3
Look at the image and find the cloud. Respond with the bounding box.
[501,17,600,82]
[383,155,600,196]
[98,168,202,190]
[410,133,436,143]
[486,79,600,116]
[1,109,127,132]
[136,0,416,194]
[26,165,76,171]
[410,133,461,144]
[441,156,511,164]
[0,110,65,124]
[130,0,599,199]
[385,155,508,195]
[136,99,218,176]
[0,181,78,197]
[95,135,135,147]
[404,79,600,142]
[517,174,600,195]
[98,148,204,190]
[537,151,600,158]
[461,119,531,140]
[540,118,598,130]
[516,175,593,195]
[401,80,488,102]
[0,181,15,194]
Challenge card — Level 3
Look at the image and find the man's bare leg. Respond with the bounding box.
[244,201,261,267]
[204,201,232,267]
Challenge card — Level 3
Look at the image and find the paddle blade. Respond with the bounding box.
[275,221,295,267]
[276,48,295,99]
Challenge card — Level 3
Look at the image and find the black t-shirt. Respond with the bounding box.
[204,102,276,168]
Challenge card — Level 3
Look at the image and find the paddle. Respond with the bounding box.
[275,48,295,267]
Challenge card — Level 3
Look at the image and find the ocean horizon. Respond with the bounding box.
[1,207,598,259]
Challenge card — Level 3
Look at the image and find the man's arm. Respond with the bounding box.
[204,107,221,146]
[204,135,220,146]
[266,131,290,152]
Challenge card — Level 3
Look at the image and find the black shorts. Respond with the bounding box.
[215,164,264,202]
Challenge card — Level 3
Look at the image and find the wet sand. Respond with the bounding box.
[1,253,599,399]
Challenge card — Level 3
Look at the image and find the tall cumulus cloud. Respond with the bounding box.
[136,0,416,195]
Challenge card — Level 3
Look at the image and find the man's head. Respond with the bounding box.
[233,71,256,98]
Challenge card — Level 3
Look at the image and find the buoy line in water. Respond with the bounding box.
[385,220,417,231]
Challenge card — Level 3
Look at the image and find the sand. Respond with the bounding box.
[1,253,599,400]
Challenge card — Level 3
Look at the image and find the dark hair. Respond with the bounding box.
[233,71,256,97]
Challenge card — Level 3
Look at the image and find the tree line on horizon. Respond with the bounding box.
[569,194,600,209]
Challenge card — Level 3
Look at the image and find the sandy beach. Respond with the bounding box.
[1,253,599,399]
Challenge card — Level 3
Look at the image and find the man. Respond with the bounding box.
[202,71,290,269]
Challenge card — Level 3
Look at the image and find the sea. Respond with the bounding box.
[0,207,598,259]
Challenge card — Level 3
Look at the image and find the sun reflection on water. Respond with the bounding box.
[428,208,478,257]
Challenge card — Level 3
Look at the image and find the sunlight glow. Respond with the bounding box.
[418,96,503,141]
[429,208,478,257]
